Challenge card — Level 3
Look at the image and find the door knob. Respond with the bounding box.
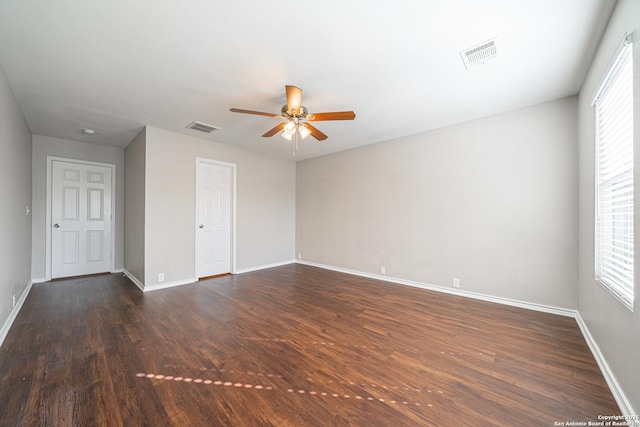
[199,224,204,229]
[53,223,60,228]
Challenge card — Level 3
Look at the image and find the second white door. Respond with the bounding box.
[196,160,233,278]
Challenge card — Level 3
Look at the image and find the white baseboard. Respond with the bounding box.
[575,313,639,425]
[296,260,576,317]
[123,269,197,293]
[123,269,145,292]
[143,278,197,292]
[123,261,297,292]
[31,277,47,284]
[296,260,638,422]
[0,280,33,349]
[235,259,296,274]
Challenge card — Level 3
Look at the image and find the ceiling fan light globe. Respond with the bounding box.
[281,131,293,141]
[298,124,311,139]
[284,121,296,132]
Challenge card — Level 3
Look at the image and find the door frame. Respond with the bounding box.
[195,157,237,278]
[45,156,117,281]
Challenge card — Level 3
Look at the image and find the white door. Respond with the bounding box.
[196,161,232,278]
[51,160,112,278]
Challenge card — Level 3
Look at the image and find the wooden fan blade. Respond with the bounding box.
[262,123,286,137]
[306,111,356,121]
[304,123,328,141]
[230,108,281,118]
[285,85,303,115]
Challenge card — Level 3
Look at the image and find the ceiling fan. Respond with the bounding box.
[230,85,356,144]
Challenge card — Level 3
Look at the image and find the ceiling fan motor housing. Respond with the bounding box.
[281,105,308,119]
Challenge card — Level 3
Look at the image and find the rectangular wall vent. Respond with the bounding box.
[186,120,220,133]
[461,37,501,69]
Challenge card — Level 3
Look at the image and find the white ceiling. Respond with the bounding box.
[0,0,616,161]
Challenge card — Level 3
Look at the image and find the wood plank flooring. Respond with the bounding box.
[0,264,620,426]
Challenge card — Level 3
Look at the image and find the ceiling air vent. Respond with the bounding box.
[186,120,220,133]
[460,37,500,69]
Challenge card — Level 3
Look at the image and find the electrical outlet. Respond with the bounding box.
[452,278,460,288]
[158,273,165,283]
[12,294,16,308]
[298,253,302,260]
[380,266,386,275]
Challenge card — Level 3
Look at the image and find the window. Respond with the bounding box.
[594,33,634,310]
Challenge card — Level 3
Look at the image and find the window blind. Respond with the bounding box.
[594,34,634,310]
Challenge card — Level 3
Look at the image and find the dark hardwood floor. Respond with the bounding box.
[0,264,620,426]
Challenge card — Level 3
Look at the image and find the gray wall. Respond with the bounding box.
[31,135,125,280]
[577,0,640,413]
[297,97,579,309]
[124,129,146,283]
[0,62,32,334]
[126,126,296,288]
